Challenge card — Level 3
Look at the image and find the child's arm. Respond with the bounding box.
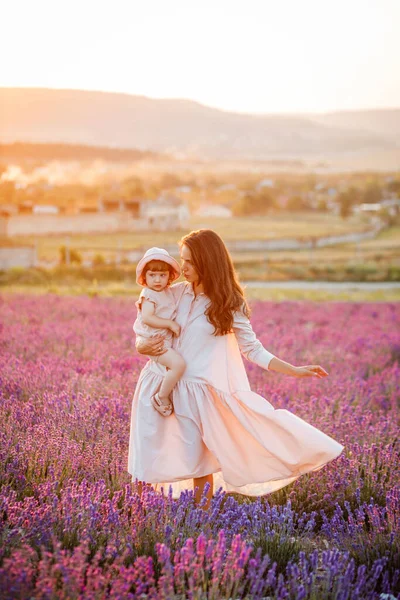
[141,299,179,334]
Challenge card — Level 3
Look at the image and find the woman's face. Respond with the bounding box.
[180,244,199,285]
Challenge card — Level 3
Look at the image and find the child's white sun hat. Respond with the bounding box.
[136,247,181,286]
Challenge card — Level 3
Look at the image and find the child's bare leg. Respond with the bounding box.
[156,349,186,405]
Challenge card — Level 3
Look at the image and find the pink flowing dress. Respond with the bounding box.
[127,281,344,498]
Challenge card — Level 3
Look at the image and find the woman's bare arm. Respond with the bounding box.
[268,357,328,378]
[233,310,328,378]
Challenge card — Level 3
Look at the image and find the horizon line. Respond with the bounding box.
[1,85,400,118]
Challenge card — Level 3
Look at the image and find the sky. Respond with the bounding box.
[2,0,400,115]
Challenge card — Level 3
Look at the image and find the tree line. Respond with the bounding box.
[0,142,162,162]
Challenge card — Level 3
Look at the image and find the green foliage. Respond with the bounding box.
[250,531,303,576]
[363,182,382,204]
[0,141,159,162]
[232,190,276,216]
[59,245,82,265]
[287,195,309,211]
[387,178,400,195]
[344,263,378,280]
[92,253,106,267]
[121,176,146,198]
[316,198,328,212]
[338,187,360,218]
[380,208,400,227]
[388,265,400,281]
[159,172,183,189]
[0,181,17,204]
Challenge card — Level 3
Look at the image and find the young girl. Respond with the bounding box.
[133,247,186,417]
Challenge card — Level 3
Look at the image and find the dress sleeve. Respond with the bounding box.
[232,308,276,371]
[170,281,187,304]
[135,288,158,310]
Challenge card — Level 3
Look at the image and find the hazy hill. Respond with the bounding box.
[0,87,399,161]
[311,109,400,140]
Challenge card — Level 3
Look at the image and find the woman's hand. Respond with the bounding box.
[293,365,329,378]
[136,334,167,356]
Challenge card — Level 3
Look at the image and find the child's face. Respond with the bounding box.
[145,270,170,291]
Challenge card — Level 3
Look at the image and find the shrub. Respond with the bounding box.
[59,245,82,265]
[92,253,106,267]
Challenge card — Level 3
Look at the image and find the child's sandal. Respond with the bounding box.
[151,392,174,417]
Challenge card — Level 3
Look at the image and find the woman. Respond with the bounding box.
[127,229,344,508]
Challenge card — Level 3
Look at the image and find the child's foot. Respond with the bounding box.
[151,392,174,417]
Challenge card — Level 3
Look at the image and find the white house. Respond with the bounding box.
[353,198,400,217]
[0,195,190,236]
[216,184,237,192]
[196,204,233,218]
[257,179,274,190]
[0,245,37,269]
[33,205,59,215]
[141,195,190,231]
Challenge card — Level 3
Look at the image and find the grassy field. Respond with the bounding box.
[10,211,372,262]
[189,212,370,240]
[3,218,399,285]
[2,282,399,302]
[232,225,400,261]
[232,225,400,282]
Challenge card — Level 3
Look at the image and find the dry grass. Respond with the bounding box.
[189,212,368,240]
[10,211,371,262]
[2,282,399,303]
[229,226,400,280]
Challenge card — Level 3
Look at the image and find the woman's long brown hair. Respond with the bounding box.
[179,229,251,335]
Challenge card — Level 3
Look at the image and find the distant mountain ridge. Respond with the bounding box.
[0,87,399,161]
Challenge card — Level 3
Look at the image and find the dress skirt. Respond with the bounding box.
[127,363,344,498]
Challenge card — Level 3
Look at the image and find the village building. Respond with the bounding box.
[33,205,60,215]
[0,242,37,269]
[256,178,275,190]
[174,185,192,194]
[0,195,190,236]
[216,184,237,192]
[353,197,400,217]
[140,194,190,231]
[195,204,233,218]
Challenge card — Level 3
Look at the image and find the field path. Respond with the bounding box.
[243,280,400,290]
[124,220,385,261]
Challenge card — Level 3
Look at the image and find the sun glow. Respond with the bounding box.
[1,0,399,114]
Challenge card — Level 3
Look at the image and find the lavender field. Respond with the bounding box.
[0,293,399,599]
